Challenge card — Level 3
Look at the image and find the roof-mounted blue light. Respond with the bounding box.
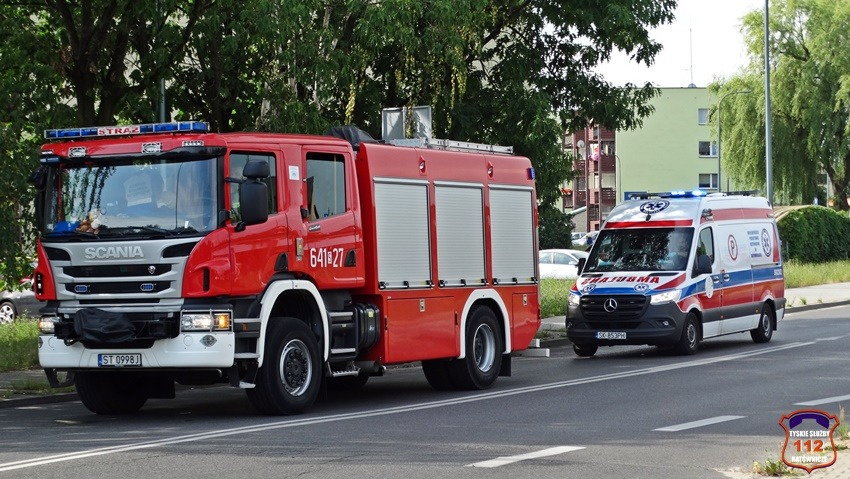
[662,189,707,198]
[44,121,208,140]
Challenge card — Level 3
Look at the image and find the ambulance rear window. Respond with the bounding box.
[585,227,694,272]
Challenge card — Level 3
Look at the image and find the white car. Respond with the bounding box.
[539,249,589,279]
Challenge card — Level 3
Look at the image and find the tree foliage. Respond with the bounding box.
[0,0,675,288]
[713,0,850,208]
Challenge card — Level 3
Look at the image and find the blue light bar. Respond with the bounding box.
[662,189,708,198]
[44,121,208,140]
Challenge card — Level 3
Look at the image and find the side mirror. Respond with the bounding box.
[577,257,586,275]
[693,254,712,276]
[243,160,270,179]
[238,180,269,227]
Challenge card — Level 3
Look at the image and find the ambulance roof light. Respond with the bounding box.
[44,121,208,140]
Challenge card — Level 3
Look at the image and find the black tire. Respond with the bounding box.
[674,312,700,355]
[422,360,455,390]
[75,372,147,415]
[326,372,369,392]
[247,318,322,415]
[751,304,775,343]
[447,306,503,390]
[573,343,598,357]
[0,301,16,324]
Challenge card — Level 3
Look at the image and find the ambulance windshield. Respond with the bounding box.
[40,156,219,239]
[585,227,694,272]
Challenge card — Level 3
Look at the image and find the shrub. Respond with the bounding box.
[0,321,39,372]
[777,206,850,262]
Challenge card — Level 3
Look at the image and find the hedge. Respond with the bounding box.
[777,206,850,262]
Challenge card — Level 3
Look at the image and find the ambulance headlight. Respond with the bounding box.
[569,294,581,307]
[650,289,681,305]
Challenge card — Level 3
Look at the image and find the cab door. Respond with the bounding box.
[717,224,755,333]
[694,226,722,337]
[299,146,364,289]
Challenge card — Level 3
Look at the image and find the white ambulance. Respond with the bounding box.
[566,191,785,356]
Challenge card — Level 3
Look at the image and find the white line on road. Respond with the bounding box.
[815,335,847,342]
[794,394,850,406]
[0,340,814,473]
[654,415,745,432]
[466,446,585,468]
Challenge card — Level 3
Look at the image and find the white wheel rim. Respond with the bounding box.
[0,304,14,323]
[687,323,697,348]
[279,339,312,396]
[472,323,496,373]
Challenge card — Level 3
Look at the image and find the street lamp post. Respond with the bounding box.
[717,90,752,193]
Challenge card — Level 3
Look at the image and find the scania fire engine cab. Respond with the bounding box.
[32,122,540,415]
[566,191,785,357]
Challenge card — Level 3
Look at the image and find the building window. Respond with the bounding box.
[698,173,718,189]
[698,108,709,125]
[698,141,718,157]
[601,141,615,156]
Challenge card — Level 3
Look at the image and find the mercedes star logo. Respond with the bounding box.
[603,298,618,313]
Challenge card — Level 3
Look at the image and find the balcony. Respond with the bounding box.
[587,155,616,173]
[587,187,616,206]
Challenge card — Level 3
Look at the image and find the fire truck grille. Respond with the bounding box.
[66,281,171,295]
[63,264,172,277]
[580,295,647,319]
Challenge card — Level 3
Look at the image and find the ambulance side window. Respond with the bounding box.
[306,152,346,221]
[697,227,715,264]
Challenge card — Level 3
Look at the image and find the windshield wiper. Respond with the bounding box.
[44,230,98,239]
[99,226,174,237]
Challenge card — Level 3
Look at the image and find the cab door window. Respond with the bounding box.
[229,152,277,222]
[305,152,346,220]
[697,227,715,264]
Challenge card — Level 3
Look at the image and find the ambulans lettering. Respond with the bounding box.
[584,276,660,284]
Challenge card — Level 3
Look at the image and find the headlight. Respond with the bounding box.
[38,316,58,334]
[181,311,231,331]
[569,294,581,306]
[650,289,682,305]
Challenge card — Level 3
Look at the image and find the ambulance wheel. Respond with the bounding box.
[422,360,455,390]
[675,312,700,355]
[75,372,147,415]
[326,372,369,392]
[573,343,598,357]
[247,318,321,415]
[448,306,503,390]
[751,304,775,344]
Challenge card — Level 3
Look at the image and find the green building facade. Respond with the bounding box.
[616,87,723,201]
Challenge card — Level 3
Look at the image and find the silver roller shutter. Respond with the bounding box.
[435,183,485,286]
[490,186,535,284]
[374,179,432,288]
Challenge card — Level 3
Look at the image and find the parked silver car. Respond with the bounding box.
[1,278,40,322]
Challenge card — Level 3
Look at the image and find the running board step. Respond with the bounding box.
[328,362,360,378]
[234,352,259,359]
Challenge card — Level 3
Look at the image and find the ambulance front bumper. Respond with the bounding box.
[565,300,686,346]
[38,332,235,369]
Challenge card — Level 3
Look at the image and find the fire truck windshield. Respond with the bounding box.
[41,156,219,239]
[584,227,695,272]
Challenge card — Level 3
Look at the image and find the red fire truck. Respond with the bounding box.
[32,122,540,415]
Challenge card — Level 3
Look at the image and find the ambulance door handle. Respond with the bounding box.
[722,274,730,282]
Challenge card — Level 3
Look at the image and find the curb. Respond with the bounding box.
[785,298,850,314]
[0,392,78,409]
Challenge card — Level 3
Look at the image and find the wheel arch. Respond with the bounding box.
[257,280,329,368]
[458,289,511,359]
[688,307,704,339]
[762,298,777,330]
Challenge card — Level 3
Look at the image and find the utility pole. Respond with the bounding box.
[764,0,773,204]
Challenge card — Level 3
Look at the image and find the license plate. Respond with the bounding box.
[98,353,142,367]
[596,331,627,340]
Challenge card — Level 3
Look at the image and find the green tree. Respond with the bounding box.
[714,0,850,208]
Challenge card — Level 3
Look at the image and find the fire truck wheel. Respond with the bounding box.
[750,303,775,343]
[422,360,455,390]
[326,372,369,392]
[75,372,148,415]
[247,318,321,415]
[674,312,700,355]
[449,306,503,390]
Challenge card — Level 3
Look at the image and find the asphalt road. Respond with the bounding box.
[2,305,850,479]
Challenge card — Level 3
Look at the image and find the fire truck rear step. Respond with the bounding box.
[328,361,360,378]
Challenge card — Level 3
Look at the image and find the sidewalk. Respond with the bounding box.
[541,281,850,332]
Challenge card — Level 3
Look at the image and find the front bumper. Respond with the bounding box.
[38,332,235,369]
[565,299,687,346]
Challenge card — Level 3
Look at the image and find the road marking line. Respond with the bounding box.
[795,394,850,406]
[0,340,814,473]
[654,415,745,432]
[815,336,846,342]
[466,446,584,468]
